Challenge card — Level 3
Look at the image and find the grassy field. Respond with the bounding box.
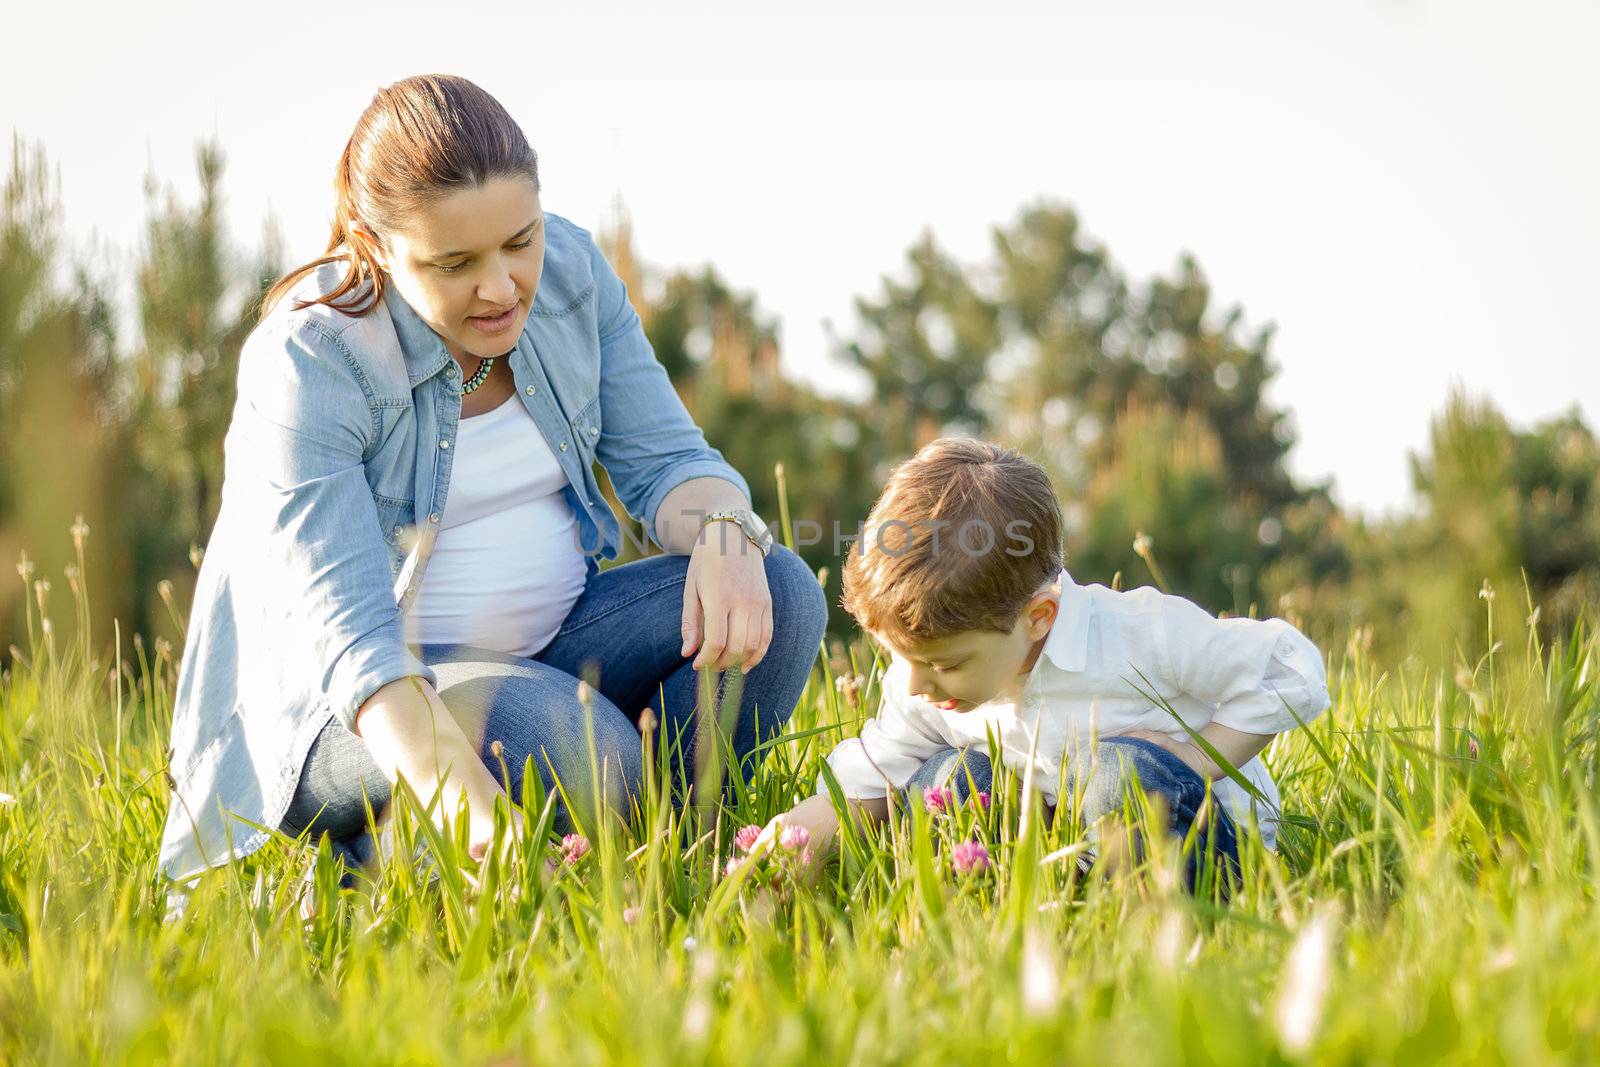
[2,537,1599,1066]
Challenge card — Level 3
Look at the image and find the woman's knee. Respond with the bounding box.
[448,661,644,829]
[763,545,827,647]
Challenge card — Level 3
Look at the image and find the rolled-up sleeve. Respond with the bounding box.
[820,657,949,799]
[585,234,751,548]
[1155,595,1331,736]
[236,321,434,730]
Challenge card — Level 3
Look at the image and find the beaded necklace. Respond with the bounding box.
[460,356,496,395]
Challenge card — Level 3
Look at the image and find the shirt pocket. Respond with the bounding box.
[371,494,416,568]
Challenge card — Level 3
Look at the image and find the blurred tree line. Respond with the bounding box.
[3,136,1596,667]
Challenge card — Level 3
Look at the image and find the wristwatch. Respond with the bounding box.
[699,508,774,558]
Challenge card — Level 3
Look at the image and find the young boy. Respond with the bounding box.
[764,437,1331,874]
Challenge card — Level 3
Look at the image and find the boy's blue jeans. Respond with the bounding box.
[904,736,1241,886]
[279,546,827,869]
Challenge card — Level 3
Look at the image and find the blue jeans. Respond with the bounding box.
[903,736,1240,887]
[279,545,827,867]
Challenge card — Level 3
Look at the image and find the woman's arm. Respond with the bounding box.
[574,228,773,675]
[653,475,750,554]
[655,476,776,673]
[238,322,512,854]
[354,676,511,856]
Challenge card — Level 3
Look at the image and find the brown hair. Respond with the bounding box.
[841,437,1064,645]
[261,74,540,321]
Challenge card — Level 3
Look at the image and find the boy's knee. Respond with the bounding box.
[947,751,993,801]
[1072,742,1168,826]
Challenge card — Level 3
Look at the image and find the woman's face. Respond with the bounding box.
[366,175,544,361]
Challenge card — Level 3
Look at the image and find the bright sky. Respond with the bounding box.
[5,0,1595,514]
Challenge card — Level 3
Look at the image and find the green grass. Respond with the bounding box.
[3,540,1600,1065]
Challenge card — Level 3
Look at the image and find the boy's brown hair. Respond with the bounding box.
[841,437,1064,647]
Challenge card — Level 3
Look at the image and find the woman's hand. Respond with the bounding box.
[355,676,514,858]
[681,521,773,672]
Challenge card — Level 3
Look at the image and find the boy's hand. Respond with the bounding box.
[746,795,841,873]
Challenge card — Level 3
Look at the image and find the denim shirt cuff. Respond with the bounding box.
[327,633,437,731]
[640,460,753,550]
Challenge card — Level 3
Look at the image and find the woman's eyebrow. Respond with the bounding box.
[431,217,541,260]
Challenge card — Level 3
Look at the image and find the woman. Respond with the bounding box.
[158,74,827,888]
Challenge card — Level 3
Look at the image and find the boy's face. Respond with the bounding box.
[878,588,1060,712]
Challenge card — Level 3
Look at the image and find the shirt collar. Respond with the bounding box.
[1038,567,1091,673]
[383,284,454,387]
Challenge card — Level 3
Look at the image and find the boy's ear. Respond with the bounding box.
[1025,592,1060,639]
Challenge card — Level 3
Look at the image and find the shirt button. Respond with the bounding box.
[559,441,569,451]
[439,439,450,450]
[589,427,599,437]
[525,385,537,396]
[429,512,441,524]
[445,364,458,377]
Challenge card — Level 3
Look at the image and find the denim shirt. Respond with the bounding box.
[158,214,749,883]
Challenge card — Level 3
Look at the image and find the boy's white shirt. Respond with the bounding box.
[822,569,1332,849]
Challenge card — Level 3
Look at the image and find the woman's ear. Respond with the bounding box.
[349,223,391,272]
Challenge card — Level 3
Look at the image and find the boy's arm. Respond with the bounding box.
[1125,721,1275,781]
[1152,592,1332,736]
[750,656,941,868]
[823,655,951,800]
[755,794,891,866]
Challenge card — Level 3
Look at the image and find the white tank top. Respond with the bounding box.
[404,395,588,656]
